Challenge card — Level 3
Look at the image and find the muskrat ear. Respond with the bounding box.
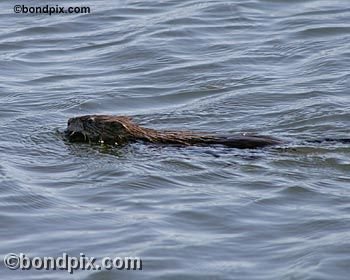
[110,121,126,130]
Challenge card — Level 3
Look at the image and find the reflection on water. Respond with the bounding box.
[0,0,350,279]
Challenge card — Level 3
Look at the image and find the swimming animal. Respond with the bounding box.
[65,115,284,149]
[65,115,350,149]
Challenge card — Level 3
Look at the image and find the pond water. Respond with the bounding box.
[0,0,350,279]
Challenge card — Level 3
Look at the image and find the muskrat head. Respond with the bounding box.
[65,115,133,145]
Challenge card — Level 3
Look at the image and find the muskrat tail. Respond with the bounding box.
[306,138,350,144]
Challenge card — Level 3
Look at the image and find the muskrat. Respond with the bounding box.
[64,115,284,148]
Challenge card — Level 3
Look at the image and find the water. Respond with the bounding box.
[1,0,350,279]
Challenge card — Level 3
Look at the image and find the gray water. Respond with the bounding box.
[1,0,350,279]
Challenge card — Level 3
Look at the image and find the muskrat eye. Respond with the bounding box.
[87,117,96,124]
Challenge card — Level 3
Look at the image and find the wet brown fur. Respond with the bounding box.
[65,115,284,148]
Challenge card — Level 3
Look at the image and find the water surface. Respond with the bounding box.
[0,0,350,279]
